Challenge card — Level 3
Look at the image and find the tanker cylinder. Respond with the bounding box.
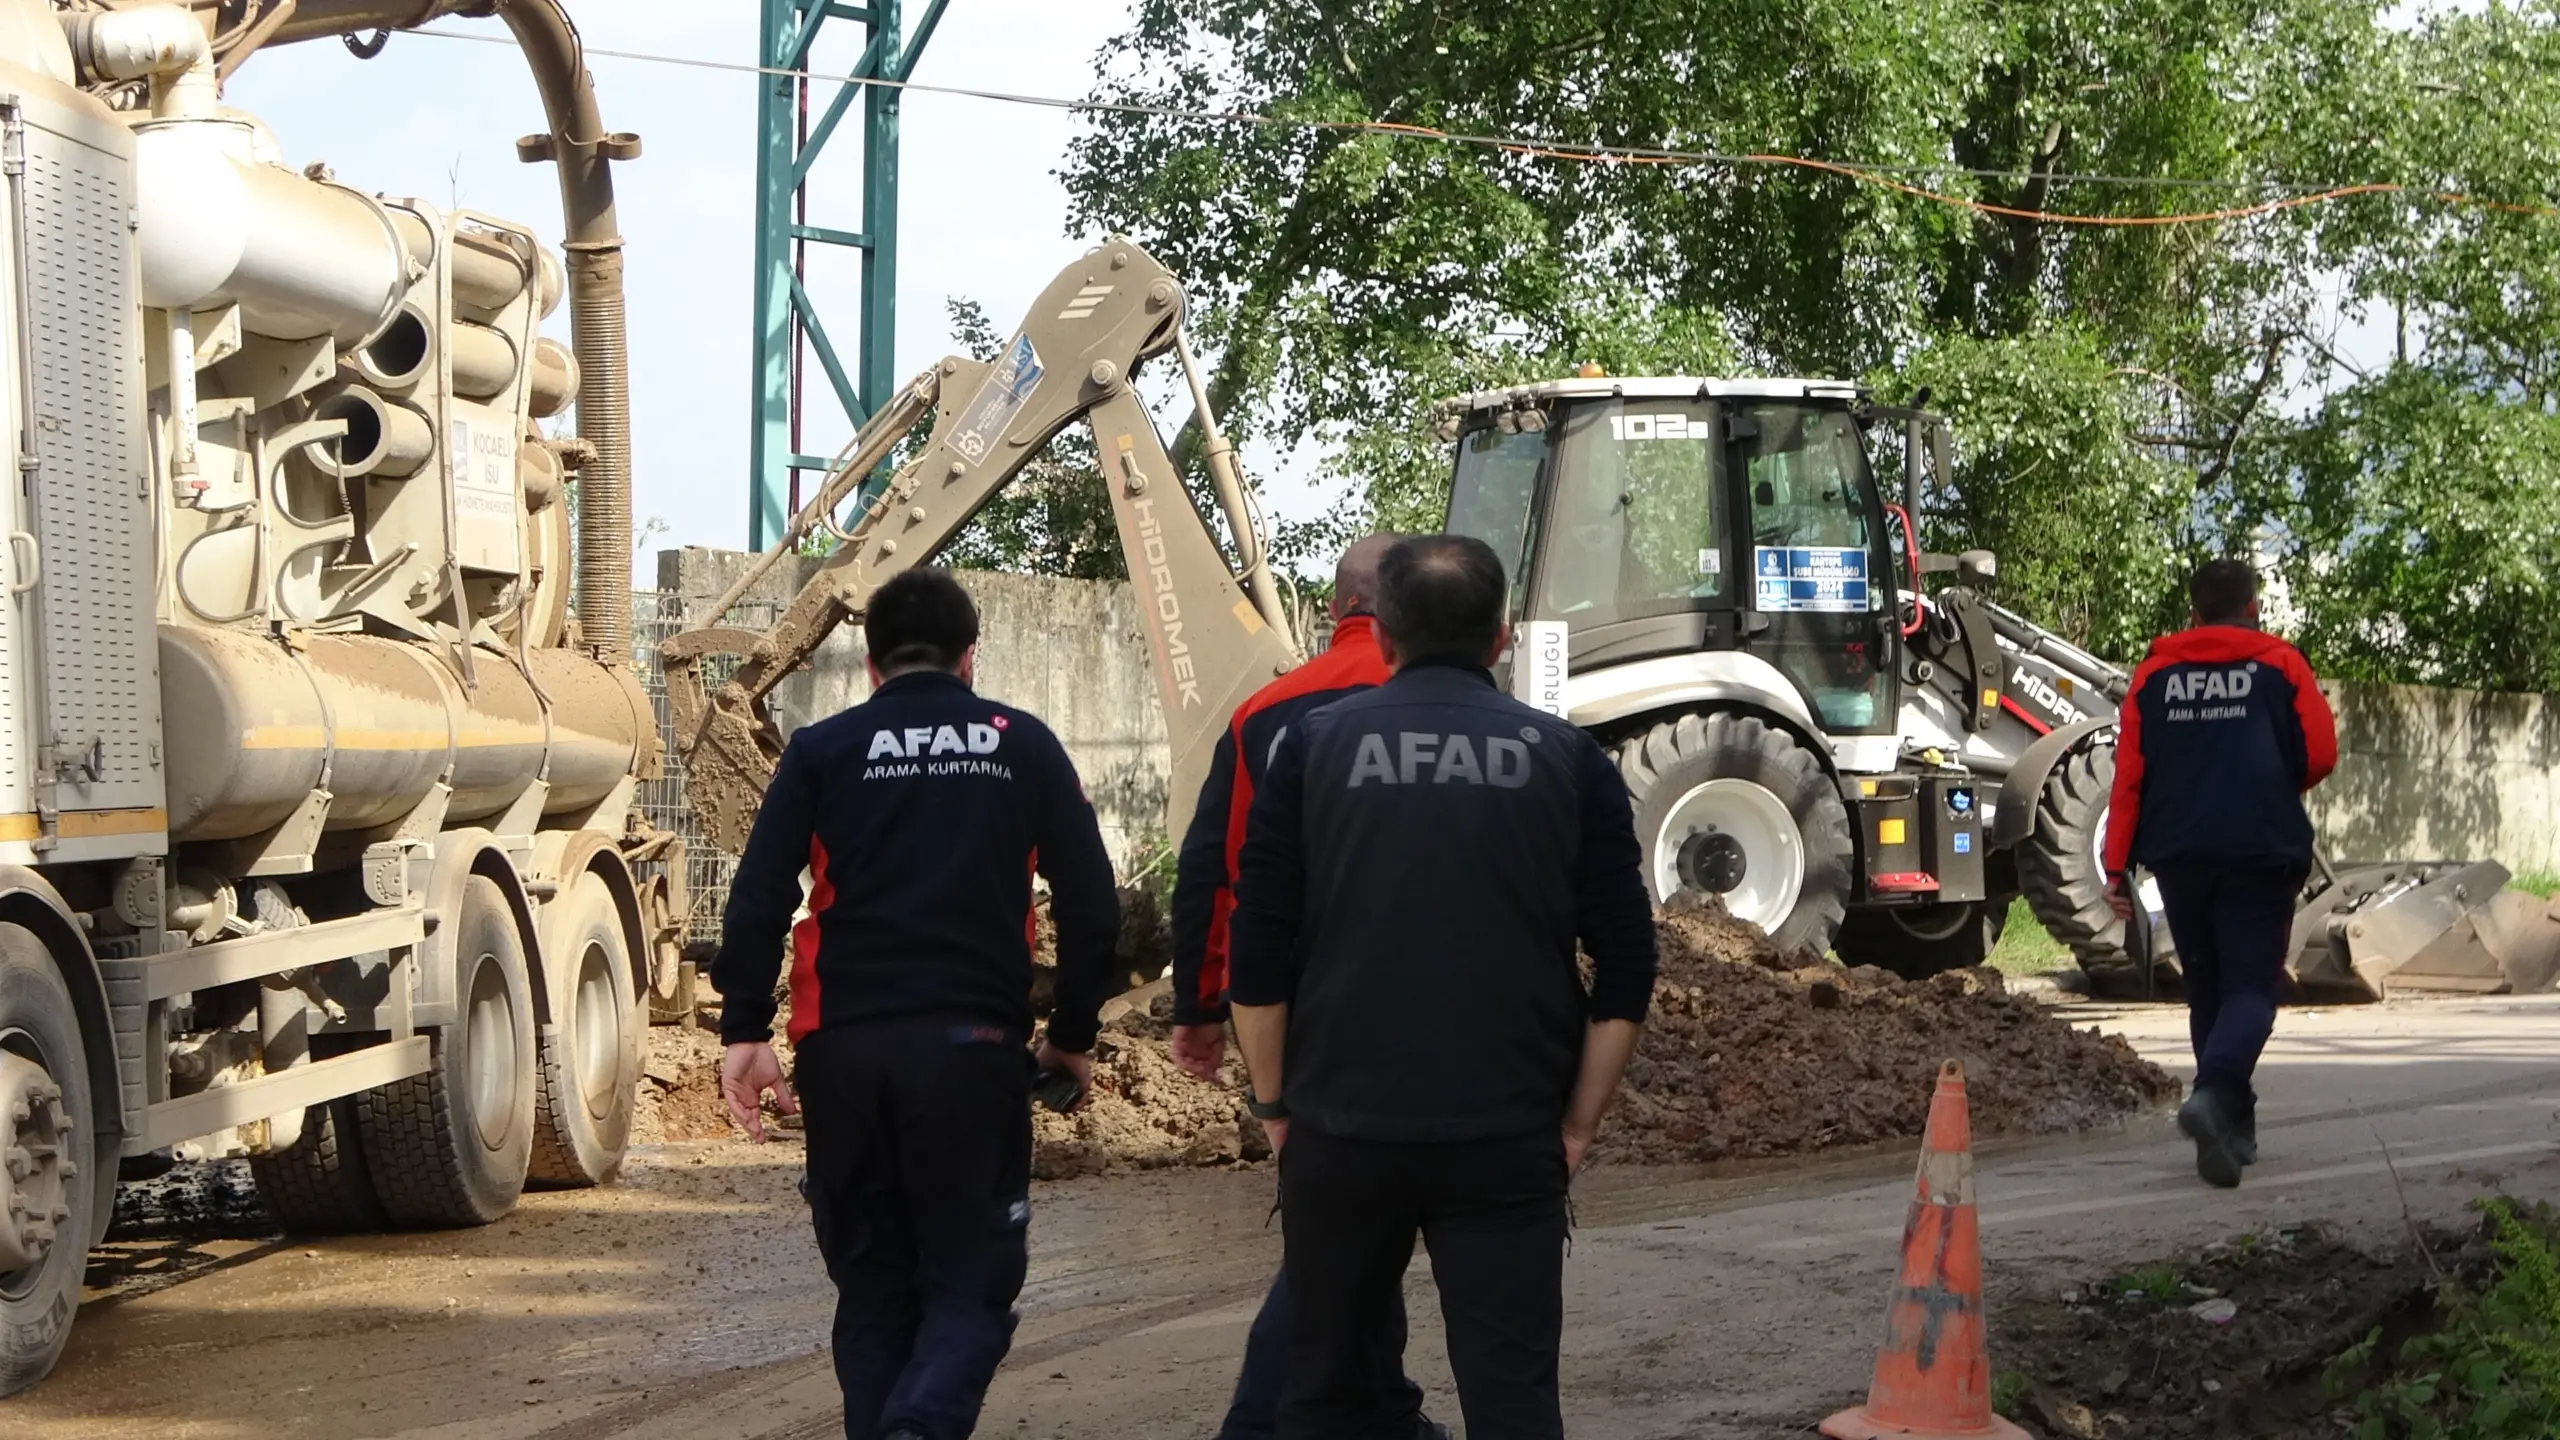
[518,435,564,512]
[130,116,410,348]
[449,321,521,400]
[528,337,579,419]
[310,383,432,480]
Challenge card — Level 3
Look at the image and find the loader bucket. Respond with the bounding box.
[2286,861,2560,1002]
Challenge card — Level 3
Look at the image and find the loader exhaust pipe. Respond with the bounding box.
[270,0,637,660]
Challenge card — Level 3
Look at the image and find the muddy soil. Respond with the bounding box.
[1603,896,2181,1163]
[1015,895,2177,1177]
[1991,1222,2461,1439]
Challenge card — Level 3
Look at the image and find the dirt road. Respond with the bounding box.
[13,995,2560,1438]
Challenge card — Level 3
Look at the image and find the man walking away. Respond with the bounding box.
[1227,535,1658,1440]
[1166,534,1444,1440]
[714,567,1121,1440]
[2104,558,2336,1189]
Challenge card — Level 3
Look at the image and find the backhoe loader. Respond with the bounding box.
[667,239,2560,1003]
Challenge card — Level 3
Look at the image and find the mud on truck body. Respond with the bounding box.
[0,0,670,1394]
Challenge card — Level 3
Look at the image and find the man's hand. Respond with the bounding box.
[721,1041,798,1141]
[2106,875,2135,921]
[1170,1023,1228,1081]
[1262,1115,1289,1160]
[1563,1125,1594,1176]
[1033,1040,1094,1113]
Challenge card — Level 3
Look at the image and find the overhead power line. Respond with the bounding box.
[407,24,2556,228]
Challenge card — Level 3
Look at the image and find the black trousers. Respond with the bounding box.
[1278,1124,1570,1440]
[2155,863,2303,1118]
[1220,1266,1423,1439]
[797,1019,1033,1440]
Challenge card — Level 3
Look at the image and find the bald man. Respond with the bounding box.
[1168,535,1444,1440]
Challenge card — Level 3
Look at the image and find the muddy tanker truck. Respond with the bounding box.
[0,0,674,1395]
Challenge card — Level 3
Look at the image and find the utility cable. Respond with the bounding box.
[402,24,2556,228]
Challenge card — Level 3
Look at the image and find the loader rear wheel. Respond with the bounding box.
[1834,901,2006,979]
[0,924,94,1399]
[2016,743,2176,989]
[529,872,639,1189]
[357,876,536,1228]
[1619,712,1853,956]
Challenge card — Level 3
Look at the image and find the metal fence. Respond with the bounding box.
[632,589,778,943]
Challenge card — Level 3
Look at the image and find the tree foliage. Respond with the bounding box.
[1057,0,2560,687]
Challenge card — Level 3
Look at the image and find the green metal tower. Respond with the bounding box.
[749,0,948,549]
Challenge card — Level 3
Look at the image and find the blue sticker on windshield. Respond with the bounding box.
[1752,546,1868,613]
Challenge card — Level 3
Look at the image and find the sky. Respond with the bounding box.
[227,0,1203,583]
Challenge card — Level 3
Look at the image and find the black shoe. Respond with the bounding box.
[1415,1418,1452,1440]
[2233,1116,2258,1167]
[2178,1091,2243,1189]
[883,1430,928,1440]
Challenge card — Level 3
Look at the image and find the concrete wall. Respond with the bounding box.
[656,549,1173,868]
[2312,682,2559,878]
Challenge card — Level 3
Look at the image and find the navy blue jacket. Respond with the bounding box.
[713,670,1120,1052]
[2103,625,2339,875]
[1227,663,1657,1142]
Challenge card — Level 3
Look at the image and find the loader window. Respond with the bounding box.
[1531,399,1728,624]
[1445,423,1547,617]
[1738,402,1892,734]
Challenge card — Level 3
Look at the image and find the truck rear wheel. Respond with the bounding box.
[1619,712,1853,955]
[357,876,536,1227]
[0,924,93,1398]
[250,1083,387,1235]
[530,872,638,1189]
[1834,900,2005,979]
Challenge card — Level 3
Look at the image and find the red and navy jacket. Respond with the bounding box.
[713,670,1121,1052]
[2102,625,2338,877]
[1169,614,1392,1026]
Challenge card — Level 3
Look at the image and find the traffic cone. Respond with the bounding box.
[1820,1060,2029,1440]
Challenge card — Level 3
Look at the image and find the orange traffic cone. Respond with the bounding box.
[1820,1060,2029,1440]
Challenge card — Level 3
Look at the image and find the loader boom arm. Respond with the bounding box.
[664,240,1303,857]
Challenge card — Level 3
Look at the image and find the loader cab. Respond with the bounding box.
[1441,379,1905,739]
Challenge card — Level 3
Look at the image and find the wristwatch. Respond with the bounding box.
[1245,1089,1290,1121]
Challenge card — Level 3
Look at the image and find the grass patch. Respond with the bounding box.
[2507,870,2559,900]
[1991,1370,2029,1418]
[2110,1260,2187,1302]
[1989,896,2074,979]
[2334,1199,2560,1439]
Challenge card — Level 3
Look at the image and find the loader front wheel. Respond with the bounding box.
[357,876,536,1227]
[1620,712,1853,956]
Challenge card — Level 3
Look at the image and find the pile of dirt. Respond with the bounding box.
[1026,895,2175,1177]
[1031,982,1273,1179]
[634,1020,759,1144]
[1031,883,1173,1010]
[1596,895,2181,1164]
[1990,1222,2458,1439]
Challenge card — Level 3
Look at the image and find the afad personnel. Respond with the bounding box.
[2105,558,2336,1188]
[715,567,1120,1440]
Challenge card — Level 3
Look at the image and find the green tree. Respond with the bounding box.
[1057,0,2560,669]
